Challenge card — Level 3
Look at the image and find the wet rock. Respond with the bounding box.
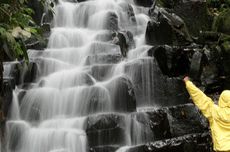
[133,109,171,142]
[106,76,136,112]
[3,62,38,85]
[124,58,189,106]
[104,12,119,31]
[145,19,173,45]
[200,46,222,92]
[220,40,230,89]
[90,145,119,152]
[189,50,204,81]
[112,31,135,57]
[25,23,50,50]
[95,31,113,42]
[148,45,190,77]
[6,121,29,151]
[86,114,127,147]
[27,0,44,25]
[42,10,54,25]
[213,9,230,35]
[119,3,137,28]
[25,37,48,50]
[2,79,14,117]
[165,0,212,36]
[23,62,38,84]
[146,9,191,45]
[165,104,208,137]
[85,54,122,65]
[88,42,121,55]
[134,0,154,7]
[88,64,113,81]
[126,132,212,152]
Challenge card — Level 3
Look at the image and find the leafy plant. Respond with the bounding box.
[0,0,48,62]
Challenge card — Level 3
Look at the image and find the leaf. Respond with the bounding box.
[21,29,31,38]
[12,26,23,38]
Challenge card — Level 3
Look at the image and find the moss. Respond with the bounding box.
[212,9,230,34]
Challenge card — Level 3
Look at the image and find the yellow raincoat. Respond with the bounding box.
[186,81,230,151]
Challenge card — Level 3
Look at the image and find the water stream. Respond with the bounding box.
[4,0,159,152]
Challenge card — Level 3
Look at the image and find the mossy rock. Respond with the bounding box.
[221,40,230,75]
[213,9,230,35]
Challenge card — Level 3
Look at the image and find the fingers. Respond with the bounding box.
[183,76,190,82]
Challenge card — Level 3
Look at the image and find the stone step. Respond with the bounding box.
[119,132,212,152]
[84,54,122,66]
[123,58,189,107]
[86,104,208,149]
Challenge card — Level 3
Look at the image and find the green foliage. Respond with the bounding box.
[0,0,43,63]
[212,9,230,34]
[207,0,230,12]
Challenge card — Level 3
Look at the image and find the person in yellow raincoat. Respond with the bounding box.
[183,76,230,152]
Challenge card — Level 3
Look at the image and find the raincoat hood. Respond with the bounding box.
[218,90,230,108]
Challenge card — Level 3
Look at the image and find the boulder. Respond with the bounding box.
[105,76,136,112]
[148,45,190,77]
[112,31,135,57]
[133,109,171,142]
[160,0,212,36]
[104,12,119,31]
[86,114,127,147]
[146,9,192,45]
[165,104,208,137]
[124,58,189,106]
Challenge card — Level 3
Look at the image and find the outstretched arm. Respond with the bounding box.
[183,77,214,119]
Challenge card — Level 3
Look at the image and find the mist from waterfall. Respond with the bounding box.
[3,0,157,152]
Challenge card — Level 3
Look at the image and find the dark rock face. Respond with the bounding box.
[133,110,171,141]
[146,9,191,46]
[162,0,212,36]
[106,76,136,112]
[134,0,154,7]
[165,104,208,137]
[2,79,14,118]
[124,58,189,107]
[125,132,212,152]
[189,50,204,81]
[104,12,119,31]
[148,45,190,77]
[112,31,135,57]
[3,62,38,85]
[86,114,127,147]
[27,0,44,25]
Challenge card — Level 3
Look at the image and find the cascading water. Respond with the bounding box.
[4,0,168,152]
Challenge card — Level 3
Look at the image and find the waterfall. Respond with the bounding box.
[4,0,156,151]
